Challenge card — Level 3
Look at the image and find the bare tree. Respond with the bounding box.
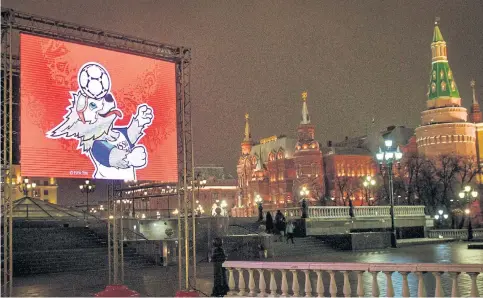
[396,153,425,205]
[456,156,479,188]
[435,154,461,209]
[334,175,349,206]
[417,157,440,214]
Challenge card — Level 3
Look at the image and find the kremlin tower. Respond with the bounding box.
[415,20,476,157]
[293,91,324,201]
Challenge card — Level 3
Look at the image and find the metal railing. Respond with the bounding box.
[223,261,482,297]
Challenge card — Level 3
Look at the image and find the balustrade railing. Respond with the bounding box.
[265,208,301,218]
[224,261,482,297]
[394,205,426,216]
[233,205,426,219]
[309,206,350,218]
[428,229,483,240]
[353,206,390,217]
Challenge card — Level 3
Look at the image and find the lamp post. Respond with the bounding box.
[79,180,96,220]
[18,178,37,198]
[376,139,403,248]
[299,186,309,218]
[458,186,478,241]
[255,194,263,221]
[194,173,207,216]
[362,176,376,205]
[434,209,449,228]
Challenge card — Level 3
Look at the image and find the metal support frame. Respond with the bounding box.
[107,180,124,284]
[1,7,194,293]
[1,18,14,297]
[176,50,195,291]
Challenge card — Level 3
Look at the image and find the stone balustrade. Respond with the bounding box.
[309,206,350,218]
[264,205,425,219]
[265,208,301,218]
[353,206,390,217]
[428,229,483,240]
[223,261,482,297]
[234,205,427,219]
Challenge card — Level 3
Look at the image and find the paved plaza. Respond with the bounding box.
[12,242,483,297]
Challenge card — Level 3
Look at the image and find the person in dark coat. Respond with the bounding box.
[265,212,274,234]
[275,210,286,241]
[211,238,229,297]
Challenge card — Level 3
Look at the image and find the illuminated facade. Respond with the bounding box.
[9,165,58,204]
[236,92,324,212]
[415,22,476,157]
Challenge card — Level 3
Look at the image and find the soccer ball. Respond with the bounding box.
[78,62,111,99]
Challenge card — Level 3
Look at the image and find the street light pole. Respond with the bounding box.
[362,176,376,205]
[19,178,37,198]
[434,209,449,229]
[79,180,96,220]
[458,186,478,241]
[255,194,263,221]
[299,187,309,218]
[376,139,403,248]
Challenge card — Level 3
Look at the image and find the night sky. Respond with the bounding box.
[3,1,483,203]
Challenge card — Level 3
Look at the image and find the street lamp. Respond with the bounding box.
[375,139,403,248]
[194,173,207,217]
[458,186,478,240]
[18,178,37,197]
[362,176,376,205]
[254,194,263,221]
[434,209,449,228]
[79,180,96,220]
[299,187,309,218]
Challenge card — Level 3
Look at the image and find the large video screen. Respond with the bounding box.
[20,34,177,182]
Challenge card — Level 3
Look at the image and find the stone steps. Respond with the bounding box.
[13,226,157,276]
[271,236,331,258]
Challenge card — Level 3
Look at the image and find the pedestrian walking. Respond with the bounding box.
[285,221,295,244]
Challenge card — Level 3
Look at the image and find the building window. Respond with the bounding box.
[44,190,49,195]
[43,181,48,186]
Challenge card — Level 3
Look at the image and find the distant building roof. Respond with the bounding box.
[323,146,372,156]
[329,126,415,155]
[251,136,297,162]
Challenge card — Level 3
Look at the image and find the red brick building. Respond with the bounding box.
[236,92,324,214]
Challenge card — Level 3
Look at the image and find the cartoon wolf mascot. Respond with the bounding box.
[47,62,154,180]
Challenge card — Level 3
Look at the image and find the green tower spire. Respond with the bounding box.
[432,25,444,42]
[427,19,460,100]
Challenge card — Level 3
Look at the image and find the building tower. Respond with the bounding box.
[472,80,483,173]
[415,20,476,157]
[469,79,482,123]
[237,113,255,209]
[293,91,324,202]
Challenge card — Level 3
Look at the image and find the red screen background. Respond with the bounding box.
[20,34,178,182]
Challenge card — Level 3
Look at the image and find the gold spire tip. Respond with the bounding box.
[435,16,440,25]
[302,91,308,101]
[245,113,249,119]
